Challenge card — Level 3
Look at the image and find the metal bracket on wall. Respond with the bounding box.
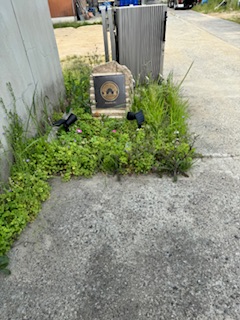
[163,11,167,42]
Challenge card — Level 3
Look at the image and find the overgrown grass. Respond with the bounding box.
[53,20,101,29]
[61,54,105,71]
[0,56,196,257]
[193,0,240,13]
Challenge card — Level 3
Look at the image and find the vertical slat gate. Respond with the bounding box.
[114,5,167,82]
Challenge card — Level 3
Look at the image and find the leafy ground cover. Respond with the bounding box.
[0,56,196,258]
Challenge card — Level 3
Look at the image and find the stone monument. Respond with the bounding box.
[90,61,134,118]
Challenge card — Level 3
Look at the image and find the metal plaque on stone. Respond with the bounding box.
[93,74,126,109]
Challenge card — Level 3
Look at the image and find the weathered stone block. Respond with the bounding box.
[90,61,134,118]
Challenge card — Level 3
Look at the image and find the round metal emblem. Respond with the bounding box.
[100,81,119,102]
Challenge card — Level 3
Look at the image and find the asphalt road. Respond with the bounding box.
[1,9,240,320]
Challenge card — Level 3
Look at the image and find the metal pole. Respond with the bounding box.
[108,8,116,61]
[101,7,109,62]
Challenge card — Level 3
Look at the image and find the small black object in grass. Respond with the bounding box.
[127,112,136,121]
[127,110,145,128]
[53,113,77,132]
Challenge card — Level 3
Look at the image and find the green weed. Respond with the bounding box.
[132,74,195,179]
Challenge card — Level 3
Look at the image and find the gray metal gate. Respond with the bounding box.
[108,5,167,83]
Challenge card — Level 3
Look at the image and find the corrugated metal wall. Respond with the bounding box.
[48,0,75,17]
[114,5,167,82]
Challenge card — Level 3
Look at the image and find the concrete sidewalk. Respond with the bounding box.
[172,9,240,50]
[164,10,240,157]
[1,10,240,320]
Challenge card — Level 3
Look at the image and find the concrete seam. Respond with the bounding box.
[199,154,240,159]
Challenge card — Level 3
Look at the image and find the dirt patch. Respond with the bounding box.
[54,25,106,60]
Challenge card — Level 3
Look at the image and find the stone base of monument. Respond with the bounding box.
[90,61,134,119]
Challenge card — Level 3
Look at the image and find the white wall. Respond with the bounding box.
[0,0,65,181]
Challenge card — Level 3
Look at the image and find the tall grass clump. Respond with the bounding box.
[62,55,104,113]
[132,75,195,180]
[62,57,92,113]
[132,75,188,137]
